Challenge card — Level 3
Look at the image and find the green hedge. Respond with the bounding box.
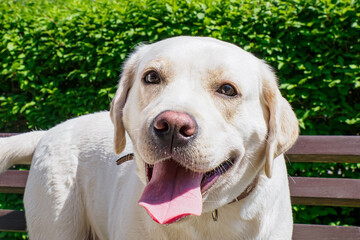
[0,0,359,239]
[1,0,359,134]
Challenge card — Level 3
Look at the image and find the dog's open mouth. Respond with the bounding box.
[138,157,236,225]
[145,158,235,193]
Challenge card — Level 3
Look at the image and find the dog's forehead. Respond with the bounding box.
[140,37,259,72]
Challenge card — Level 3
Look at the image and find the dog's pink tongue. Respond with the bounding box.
[138,160,203,224]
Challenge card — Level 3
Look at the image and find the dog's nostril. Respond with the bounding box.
[179,124,196,137]
[154,119,170,133]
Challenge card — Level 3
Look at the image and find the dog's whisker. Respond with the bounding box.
[247,160,256,171]
[288,175,296,184]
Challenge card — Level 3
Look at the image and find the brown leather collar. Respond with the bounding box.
[116,153,258,204]
[230,175,258,204]
[211,176,258,221]
[116,153,134,165]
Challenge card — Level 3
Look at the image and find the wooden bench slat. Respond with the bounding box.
[289,177,360,207]
[2,210,360,236]
[3,135,359,163]
[288,136,360,155]
[293,224,360,240]
[2,134,360,163]
[286,154,360,163]
[0,133,18,137]
[2,211,360,237]
[286,136,360,163]
[1,170,360,208]
[0,170,29,194]
[0,209,26,232]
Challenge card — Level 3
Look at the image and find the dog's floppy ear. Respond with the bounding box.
[261,62,299,178]
[110,51,140,154]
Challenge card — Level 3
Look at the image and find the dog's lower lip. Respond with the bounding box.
[200,157,235,192]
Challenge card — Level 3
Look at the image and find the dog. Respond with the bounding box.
[0,36,298,239]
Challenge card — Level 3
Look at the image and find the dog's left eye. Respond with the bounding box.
[216,84,238,97]
[143,71,161,84]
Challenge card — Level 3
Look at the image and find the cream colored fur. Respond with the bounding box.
[0,36,298,239]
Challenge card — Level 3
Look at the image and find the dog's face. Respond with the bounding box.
[110,36,298,222]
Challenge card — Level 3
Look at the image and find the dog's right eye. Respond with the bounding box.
[216,83,238,97]
[143,71,161,84]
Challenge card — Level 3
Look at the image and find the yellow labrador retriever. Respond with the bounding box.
[0,36,298,239]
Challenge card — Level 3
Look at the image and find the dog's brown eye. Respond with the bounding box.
[143,71,161,84]
[217,84,238,97]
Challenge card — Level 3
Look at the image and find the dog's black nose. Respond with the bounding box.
[152,110,197,148]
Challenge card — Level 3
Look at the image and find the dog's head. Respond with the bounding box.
[110,36,298,224]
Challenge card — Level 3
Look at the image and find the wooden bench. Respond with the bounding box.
[1,134,360,239]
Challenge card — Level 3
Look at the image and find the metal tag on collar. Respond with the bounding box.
[212,209,218,222]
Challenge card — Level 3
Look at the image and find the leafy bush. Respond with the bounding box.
[1,0,359,134]
[0,0,359,238]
